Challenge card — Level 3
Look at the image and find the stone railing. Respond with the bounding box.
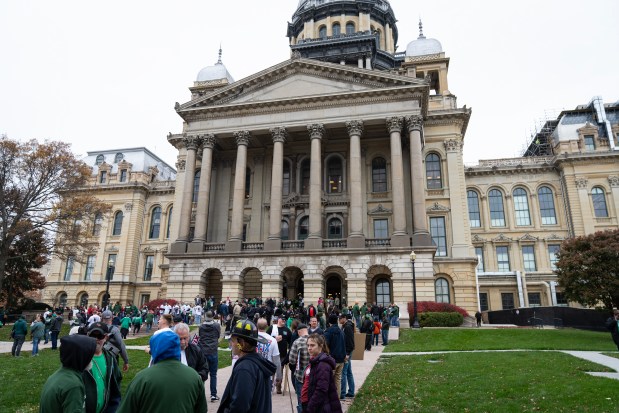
[242,242,264,251]
[467,156,555,169]
[204,243,225,252]
[365,238,391,247]
[282,241,304,250]
[323,239,347,249]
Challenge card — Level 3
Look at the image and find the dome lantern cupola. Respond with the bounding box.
[405,20,443,57]
[190,48,235,99]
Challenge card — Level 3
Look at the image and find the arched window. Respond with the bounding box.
[435,278,450,303]
[425,153,442,189]
[372,157,387,192]
[327,157,343,193]
[112,211,123,236]
[95,155,104,165]
[298,216,309,240]
[591,187,609,217]
[166,207,173,239]
[192,171,201,203]
[92,212,103,236]
[346,22,355,35]
[332,23,341,36]
[245,167,251,199]
[488,189,505,227]
[58,293,68,308]
[283,161,291,196]
[114,152,124,163]
[79,293,89,307]
[328,218,342,239]
[281,221,289,240]
[318,25,327,39]
[149,207,162,239]
[513,188,531,226]
[376,29,382,47]
[375,279,391,307]
[538,186,557,225]
[467,190,481,227]
[300,159,310,195]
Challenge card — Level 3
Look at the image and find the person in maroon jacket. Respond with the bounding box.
[301,333,343,413]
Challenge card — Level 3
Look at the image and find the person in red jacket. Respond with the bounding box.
[372,317,381,347]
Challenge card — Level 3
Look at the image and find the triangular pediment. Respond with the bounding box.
[178,58,428,113]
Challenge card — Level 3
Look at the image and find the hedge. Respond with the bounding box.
[419,311,464,327]
[408,301,469,318]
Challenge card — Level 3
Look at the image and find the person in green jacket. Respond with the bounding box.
[131,315,142,336]
[31,314,46,356]
[118,330,207,413]
[119,315,131,339]
[39,334,97,413]
[11,315,28,357]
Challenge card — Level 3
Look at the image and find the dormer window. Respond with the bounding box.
[95,155,105,165]
[119,169,127,182]
[99,171,107,184]
[584,135,595,151]
[114,152,124,163]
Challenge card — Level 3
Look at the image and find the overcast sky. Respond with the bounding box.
[1,0,618,167]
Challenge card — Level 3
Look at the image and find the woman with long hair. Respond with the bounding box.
[301,333,343,413]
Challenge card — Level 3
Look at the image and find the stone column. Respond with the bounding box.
[443,138,469,257]
[406,115,433,247]
[386,117,409,247]
[226,131,251,251]
[346,120,365,248]
[171,134,201,254]
[575,177,594,234]
[188,134,217,253]
[608,175,619,221]
[306,124,325,250]
[266,127,287,251]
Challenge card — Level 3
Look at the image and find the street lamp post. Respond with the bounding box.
[102,258,115,310]
[410,251,420,329]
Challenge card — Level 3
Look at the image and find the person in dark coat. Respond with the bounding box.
[606,309,619,351]
[175,322,209,382]
[324,315,346,394]
[302,333,343,413]
[360,315,373,351]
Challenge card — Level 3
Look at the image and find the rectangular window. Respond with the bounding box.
[84,255,95,281]
[584,135,595,151]
[528,292,542,307]
[430,217,447,257]
[374,219,388,238]
[522,245,537,272]
[475,246,485,272]
[501,292,515,310]
[548,245,560,270]
[106,254,117,281]
[496,246,510,272]
[555,292,568,306]
[140,294,150,307]
[144,256,154,281]
[99,171,107,184]
[64,256,74,281]
[119,169,127,182]
[479,292,489,312]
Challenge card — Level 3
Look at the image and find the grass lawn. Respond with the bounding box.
[603,352,619,359]
[387,328,616,352]
[0,348,231,412]
[350,351,618,413]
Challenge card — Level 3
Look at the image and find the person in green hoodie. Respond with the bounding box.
[11,315,28,357]
[131,315,142,336]
[119,315,131,339]
[40,334,97,413]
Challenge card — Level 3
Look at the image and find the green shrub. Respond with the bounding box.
[419,311,463,327]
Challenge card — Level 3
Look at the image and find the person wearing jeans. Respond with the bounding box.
[11,315,28,357]
[50,311,63,350]
[31,314,46,356]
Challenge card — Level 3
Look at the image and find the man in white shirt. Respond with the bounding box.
[256,318,281,391]
[87,312,101,327]
[193,304,203,325]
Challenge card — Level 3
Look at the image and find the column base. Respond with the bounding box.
[170,241,188,254]
[347,235,366,249]
[304,237,323,250]
[412,232,434,248]
[187,241,205,253]
[225,240,242,252]
[264,239,281,251]
[390,233,410,248]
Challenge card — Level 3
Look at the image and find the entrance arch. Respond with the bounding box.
[56,291,68,309]
[367,265,393,306]
[241,268,263,299]
[203,268,223,304]
[77,292,89,307]
[282,267,304,300]
[324,266,347,308]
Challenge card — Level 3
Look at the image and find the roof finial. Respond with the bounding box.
[418,18,425,39]
[217,44,222,64]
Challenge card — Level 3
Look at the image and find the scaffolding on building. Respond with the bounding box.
[522,109,562,157]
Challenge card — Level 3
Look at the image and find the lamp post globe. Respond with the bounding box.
[410,251,420,329]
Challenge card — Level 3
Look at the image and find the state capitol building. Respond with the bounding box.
[42,0,619,326]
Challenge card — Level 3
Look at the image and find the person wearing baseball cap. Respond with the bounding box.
[217,319,275,413]
[83,322,122,413]
[101,310,129,372]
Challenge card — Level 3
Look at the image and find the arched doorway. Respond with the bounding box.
[56,292,68,309]
[367,265,393,306]
[282,267,304,300]
[77,292,89,308]
[325,275,342,299]
[242,268,263,299]
[203,268,223,304]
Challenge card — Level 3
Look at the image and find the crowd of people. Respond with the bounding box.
[28,294,400,412]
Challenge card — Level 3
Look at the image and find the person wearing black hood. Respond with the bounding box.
[217,319,276,413]
[40,334,97,413]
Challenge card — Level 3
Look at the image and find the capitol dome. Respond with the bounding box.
[406,20,443,57]
[196,49,234,83]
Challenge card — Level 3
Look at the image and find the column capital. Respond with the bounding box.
[405,115,423,132]
[233,131,251,146]
[202,134,217,149]
[443,139,463,153]
[269,126,288,143]
[608,175,619,187]
[175,157,186,171]
[346,120,364,137]
[182,134,202,150]
[575,177,588,190]
[386,117,403,134]
[307,124,325,140]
